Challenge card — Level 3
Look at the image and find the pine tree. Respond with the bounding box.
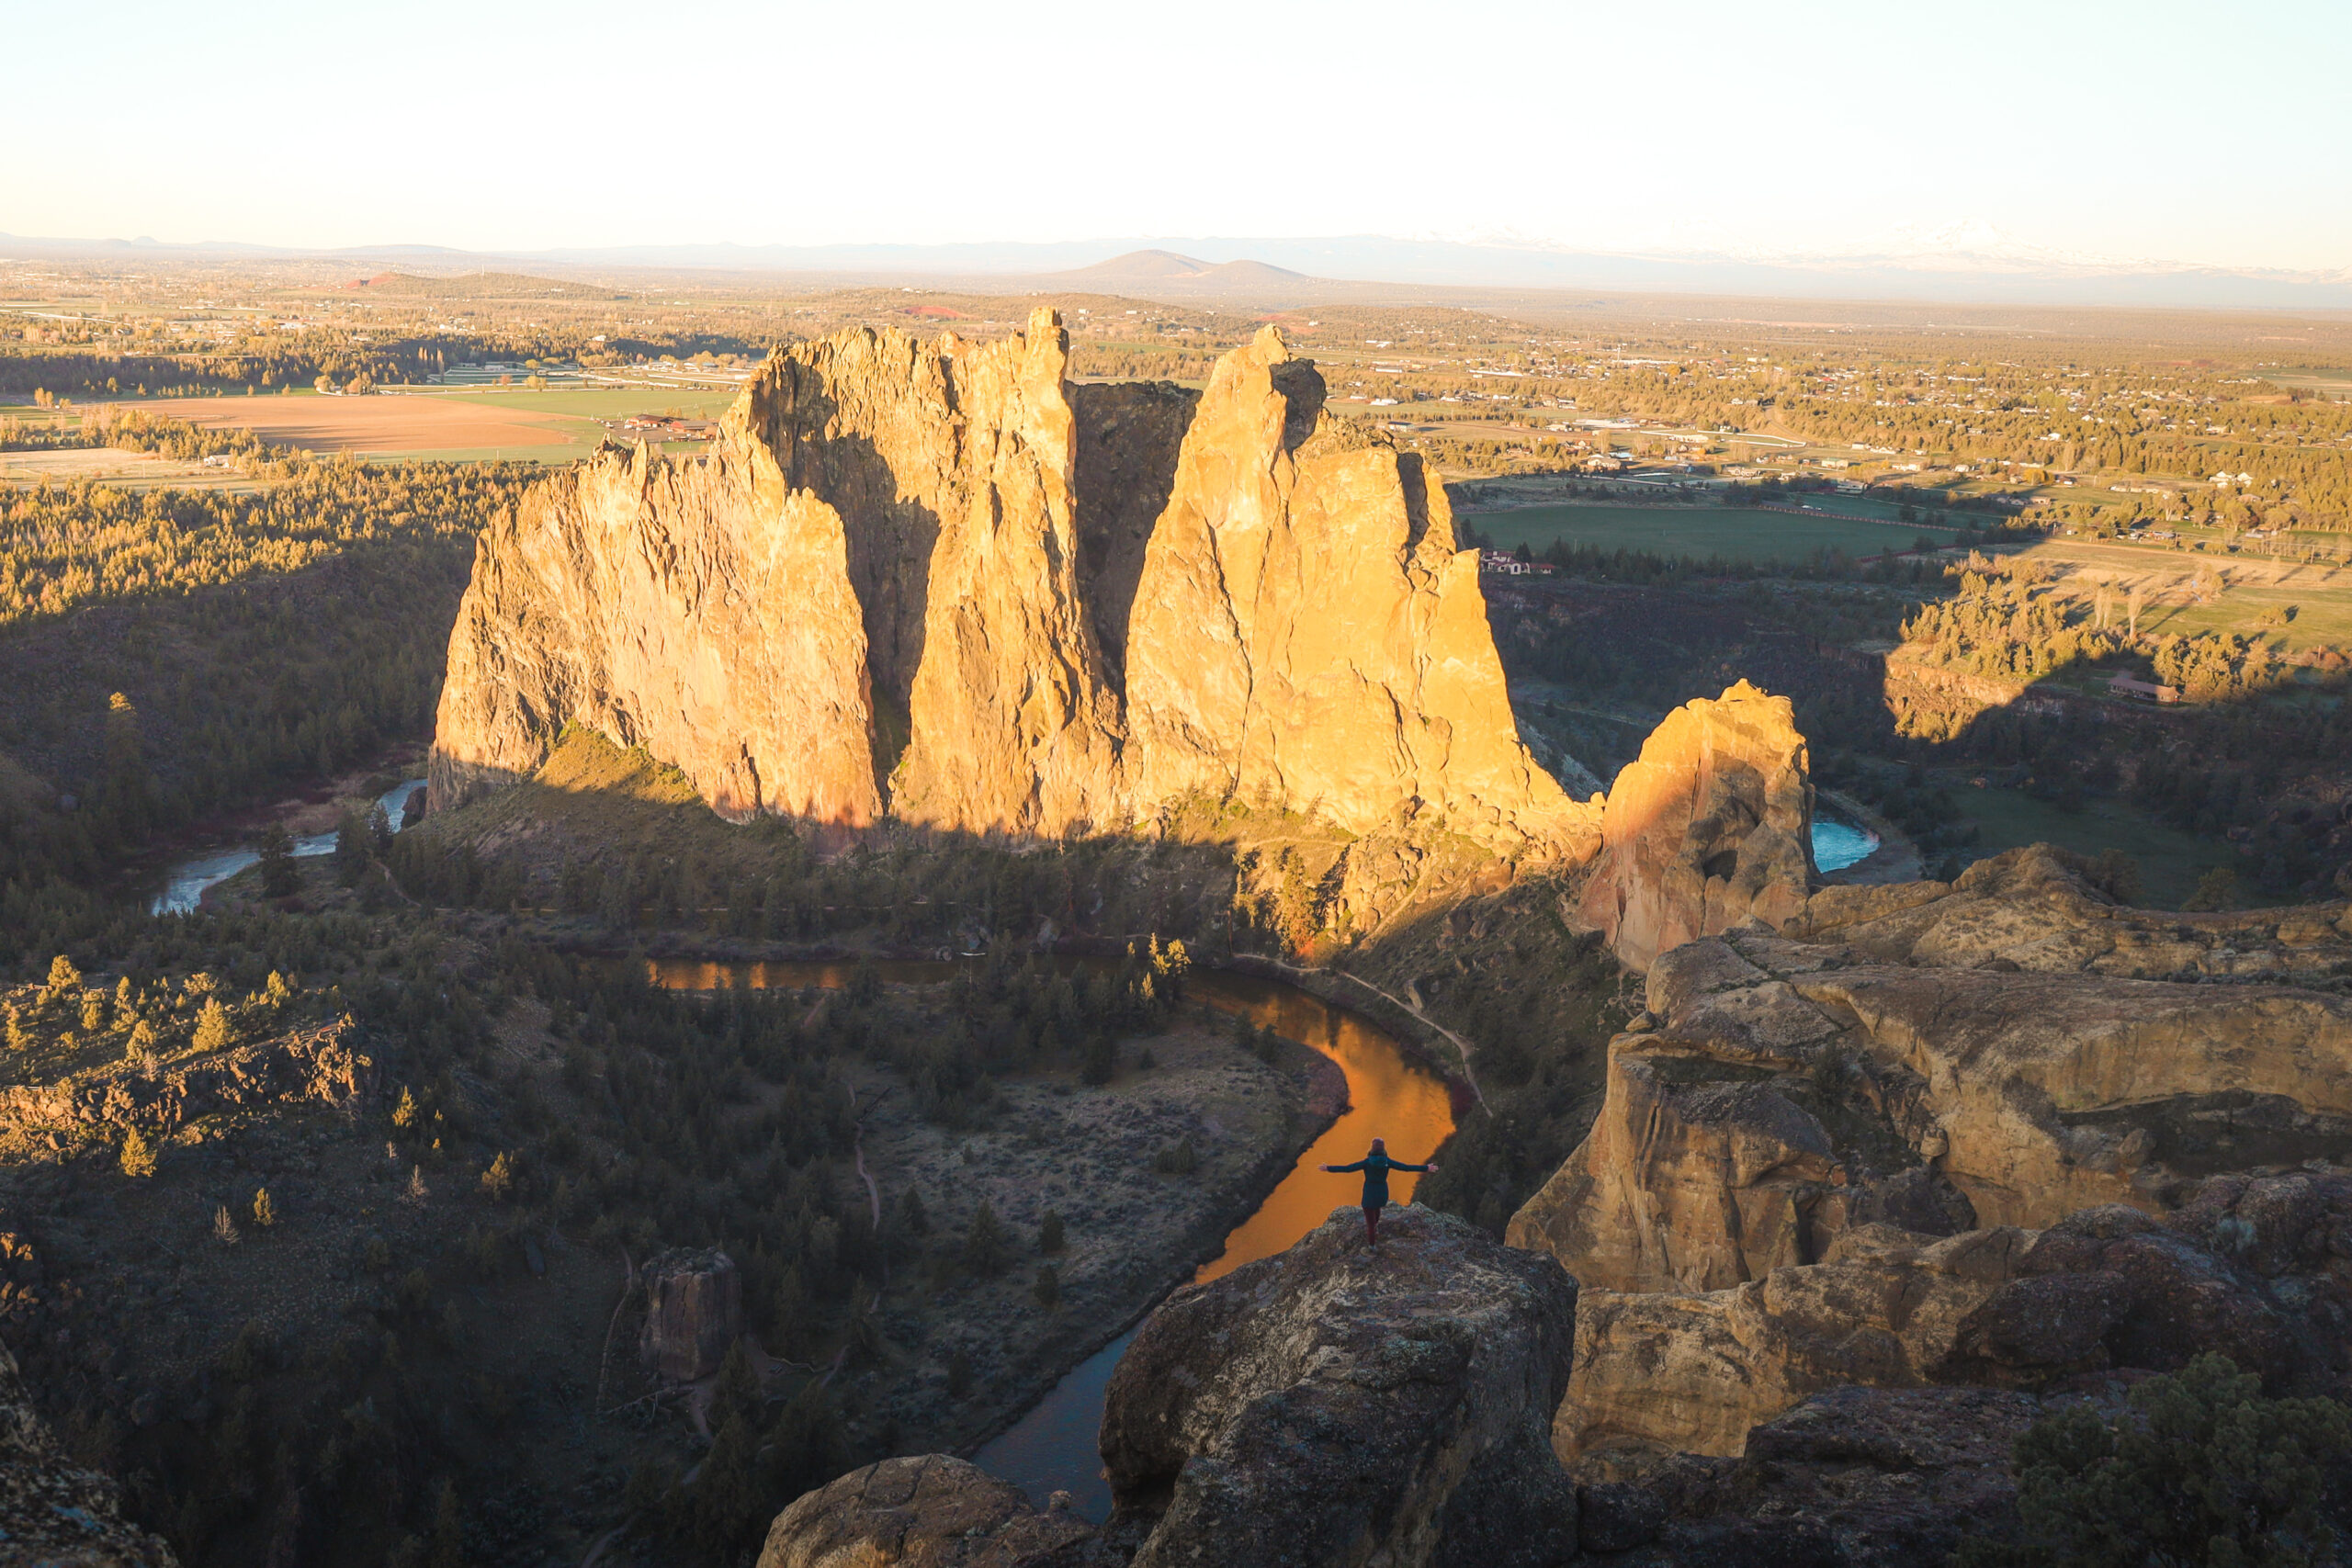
[120,1129,157,1179]
[1034,1264,1060,1310]
[963,1201,1009,1277]
[427,1479,466,1568]
[213,1204,242,1246]
[257,823,298,897]
[191,998,232,1054]
[1038,1211,1065,1255]
[253,1188,277,1228]
[392,1085,419,1130]
[44,954,80,999]
[479,1152,514,1201]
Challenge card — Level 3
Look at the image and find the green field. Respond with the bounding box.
[435,387,739,419]
[1945,784,2242,908]
[1469,502,1965,564]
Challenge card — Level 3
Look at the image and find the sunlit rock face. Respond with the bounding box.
[432,316,1585,853]
[1123,327,1585,850]
[1575,680,1815,970]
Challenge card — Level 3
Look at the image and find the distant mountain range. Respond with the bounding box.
[2,229,2346,311]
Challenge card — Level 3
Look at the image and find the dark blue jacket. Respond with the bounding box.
[1329,1152,1430,1208]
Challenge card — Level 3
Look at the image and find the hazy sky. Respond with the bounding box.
[8,0,2346,270]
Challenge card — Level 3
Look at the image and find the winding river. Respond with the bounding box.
[649,957,1455,1521]
[149,777,426,915]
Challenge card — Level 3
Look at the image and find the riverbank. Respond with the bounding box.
[646,956,1365,1472]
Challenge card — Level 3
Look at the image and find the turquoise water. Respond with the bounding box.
[151,777,425,914]
[1812,817,1879,873]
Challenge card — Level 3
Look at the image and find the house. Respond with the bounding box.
[2108,673,2180,704]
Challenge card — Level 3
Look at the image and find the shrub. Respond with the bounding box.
[2182,865,2241,911]
[1034,1264,1060,1310]
[1955,1353,2352,1568]
[253,1187,277,1228]
[1038,1211,1065,1255]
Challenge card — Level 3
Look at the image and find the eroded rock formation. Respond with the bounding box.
[1122,330,1580,847]
[432,317,1582,854]
[1515,842,2352,1469]
[639,1247,741,1382]
[1575,681,1814,969]
[1100,1205,1578,1568]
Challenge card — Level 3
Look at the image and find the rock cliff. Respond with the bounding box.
[432,318,1580,853]
[1513,842,2352,1469]
[1122,329,1581,847]
[1574,681,1814,970]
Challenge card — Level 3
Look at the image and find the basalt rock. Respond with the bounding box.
[432,318,1584,856]
[0,1338,177,1565]
[1574,682,1814,970]
[1099,1204,1579,1568]
[639,1247,741,1382]
[755,1455,1099,1568]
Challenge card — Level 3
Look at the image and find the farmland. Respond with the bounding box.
[109,386,740,462]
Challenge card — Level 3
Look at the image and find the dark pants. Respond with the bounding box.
[1363,1201,1385,1247]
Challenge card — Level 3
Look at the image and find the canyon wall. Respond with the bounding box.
[431,315,1583,853]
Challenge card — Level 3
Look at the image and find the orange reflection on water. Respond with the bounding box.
[645,956,1456,1288]
[1183,972,1455,1284]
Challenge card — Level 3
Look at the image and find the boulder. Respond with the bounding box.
[756,1455,1098,1568]
[1573,681,1814,971]
[1100,1204,1579,1568]
[639,1247,741,1382]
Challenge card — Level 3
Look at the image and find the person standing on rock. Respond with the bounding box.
[1321,1137,1437,1251]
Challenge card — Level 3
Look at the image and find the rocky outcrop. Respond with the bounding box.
[1510,905,2352,1289]
[1574,682,1813,970]
[0,1017,372,1142]
[1792,842,2352,983]
[1593,1384,2051,1568]
[756,1455,1097,1568]
[1516,843,2352,1469]
[1099,1204,1579,1568]
[639,1247,741,1382]
[432,318,1583,855]
[0,1339,177,1566]
[1122,329,1586,850]
[1557,1198,2335,1468]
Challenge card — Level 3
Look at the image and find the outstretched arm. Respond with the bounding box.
[1321,1158,1369,1174]
[1396,1160,1439,1173]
